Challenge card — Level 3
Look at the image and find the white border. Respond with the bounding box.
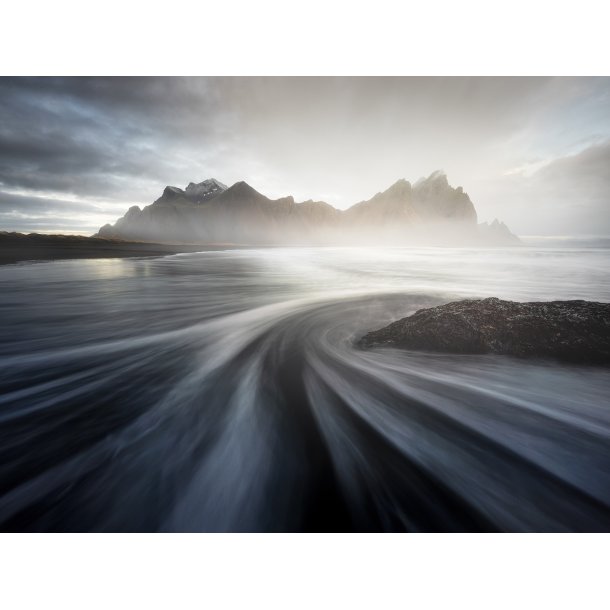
[1,0,609,75]
[1,1,609,607]
[1,533,609,609]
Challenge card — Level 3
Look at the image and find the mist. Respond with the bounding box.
[0,76,609,236]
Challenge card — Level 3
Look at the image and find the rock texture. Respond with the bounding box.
[96,171,519,246]
[360,297,610,364]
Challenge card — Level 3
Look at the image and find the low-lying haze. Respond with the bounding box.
[0,76,608,236]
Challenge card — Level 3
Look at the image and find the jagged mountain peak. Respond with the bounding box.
[186,178,226,190]
[185,178,227,202]
[479,218,520,243]
[414,170,449,189]
[96,172,519,245]
[224,181,265,198]
[428,169,447,180]
[384,178,412,195]
[162,185,185,199]
[159,179,228,204]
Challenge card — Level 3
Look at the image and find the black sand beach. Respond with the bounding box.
[0,232,237,265]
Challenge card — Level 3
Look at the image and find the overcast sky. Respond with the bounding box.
[0,76,608,236]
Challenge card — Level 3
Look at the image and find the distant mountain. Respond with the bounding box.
[343,172,480,243]
[478,219,521,244]
[346,171,476,225]
[97,171,519,245]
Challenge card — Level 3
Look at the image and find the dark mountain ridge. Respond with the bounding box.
[97,171,518,245]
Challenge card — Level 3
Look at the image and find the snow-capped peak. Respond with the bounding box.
[185,178,228,202]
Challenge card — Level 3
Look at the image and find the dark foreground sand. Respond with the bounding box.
[0,232,242,265]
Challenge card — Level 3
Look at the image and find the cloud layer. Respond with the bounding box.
[0,76,608,235]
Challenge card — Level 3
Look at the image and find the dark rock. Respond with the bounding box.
[162,186,185,199]
[359,297,610,364]
[184,178,227,203]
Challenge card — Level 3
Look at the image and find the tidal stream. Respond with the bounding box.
[1,245,609,531]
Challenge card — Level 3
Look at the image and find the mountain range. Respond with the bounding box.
[96,171,519,245]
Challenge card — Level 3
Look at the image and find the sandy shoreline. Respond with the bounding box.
[0,233,248,265]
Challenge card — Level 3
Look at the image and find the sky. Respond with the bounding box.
[0,76,608,236]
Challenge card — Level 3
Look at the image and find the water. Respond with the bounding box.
[0,245,609,531]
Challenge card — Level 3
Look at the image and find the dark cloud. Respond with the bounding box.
[0,77,235,200]
[0,76,608,234]
[0,215,94,231]
[0,190,125,234]
[0,190,117,215]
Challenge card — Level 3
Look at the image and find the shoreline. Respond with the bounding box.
[0,233,255,265]
[2,232,606,266]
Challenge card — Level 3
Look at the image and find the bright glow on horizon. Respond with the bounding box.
[1,77,609,236]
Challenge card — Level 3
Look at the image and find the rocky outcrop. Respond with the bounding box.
[479,219,520,244]
[96,172,518,246]
[359,297,610,364]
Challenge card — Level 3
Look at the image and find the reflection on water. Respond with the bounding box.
[0,246,609,531]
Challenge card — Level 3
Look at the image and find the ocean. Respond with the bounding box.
[1,243,609,531]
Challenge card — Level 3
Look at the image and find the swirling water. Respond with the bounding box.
[0,245,609,532]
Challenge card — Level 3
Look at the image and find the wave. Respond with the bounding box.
[1,283,609,532]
